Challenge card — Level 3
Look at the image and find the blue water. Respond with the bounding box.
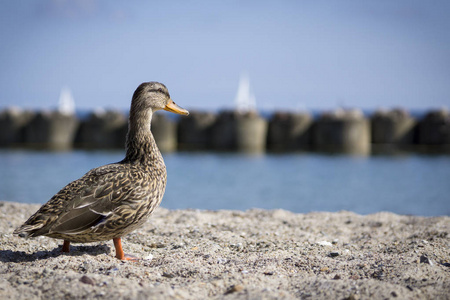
[0,150,449,216]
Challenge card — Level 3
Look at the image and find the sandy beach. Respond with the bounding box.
[0,201,449,299]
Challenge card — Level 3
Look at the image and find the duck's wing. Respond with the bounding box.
[14,163,146,237]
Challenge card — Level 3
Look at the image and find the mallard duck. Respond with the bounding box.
[14,82,189,260]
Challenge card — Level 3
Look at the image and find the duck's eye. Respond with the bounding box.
[158,88,163,93]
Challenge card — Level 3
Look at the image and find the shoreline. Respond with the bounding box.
[1,201,449,299]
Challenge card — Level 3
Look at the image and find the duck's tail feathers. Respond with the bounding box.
[13,224,45,238]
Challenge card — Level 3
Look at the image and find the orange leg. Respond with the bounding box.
[113,237,138,261]
[62,240,70,253]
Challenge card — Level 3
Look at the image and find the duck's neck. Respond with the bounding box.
[123,109,163,165]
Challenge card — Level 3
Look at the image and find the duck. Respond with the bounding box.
[14,82,189,260]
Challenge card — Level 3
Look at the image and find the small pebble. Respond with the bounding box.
[149,242,165,248]
[345,293,359,300]
[217,257,227,264]
[162,272,175,278]
[317,241,332,247]
[80,275,95,285]
[372,271,384,279]
[329,252,340,257]
[420,255,433,266]
[224,284,244,295]
[144,254,154,261]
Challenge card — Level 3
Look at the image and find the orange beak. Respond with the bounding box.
[164,99,189,115]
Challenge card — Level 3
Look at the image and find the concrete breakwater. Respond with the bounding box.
[0,107,449,154]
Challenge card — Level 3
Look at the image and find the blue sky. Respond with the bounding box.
[1,0,449,111]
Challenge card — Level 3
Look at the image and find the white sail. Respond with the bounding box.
[58,86,75,115]
[234,73,256,113]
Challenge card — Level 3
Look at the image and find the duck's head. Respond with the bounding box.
[131,82,189,116]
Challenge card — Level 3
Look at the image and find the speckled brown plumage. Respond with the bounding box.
[14,82,189,260]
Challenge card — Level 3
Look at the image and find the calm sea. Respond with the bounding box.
[0,149,449,216]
